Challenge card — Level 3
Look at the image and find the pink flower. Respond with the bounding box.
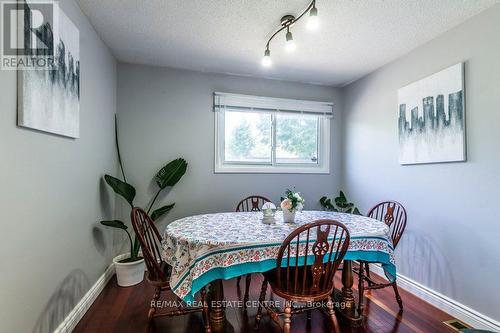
[281,199,292,210]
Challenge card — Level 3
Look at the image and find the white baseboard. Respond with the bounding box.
[54,264,115,333]
[369,265,500,332]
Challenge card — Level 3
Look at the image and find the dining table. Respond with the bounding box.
[162,210,396,331]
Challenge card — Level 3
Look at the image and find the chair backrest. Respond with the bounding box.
[276,220,350,297]
[130,207,166,282]
[235,195,271,212]
[367,201,407,248]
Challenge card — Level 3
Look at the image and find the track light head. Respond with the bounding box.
[307,5,319,30]
[262,48,272,67]
[285,28,296,52]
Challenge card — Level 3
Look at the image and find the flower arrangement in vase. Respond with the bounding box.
[280,189,305,223]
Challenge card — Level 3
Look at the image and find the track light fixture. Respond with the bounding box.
[262,0,319,67]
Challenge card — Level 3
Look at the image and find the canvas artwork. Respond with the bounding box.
[17,2,80,138]
[398,63,466,165]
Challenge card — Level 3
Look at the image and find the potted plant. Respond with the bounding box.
[319,191,361,215]
[101,219,145,287]
[280,189,304,223]
[100,116,187,287]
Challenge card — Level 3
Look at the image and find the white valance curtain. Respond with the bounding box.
[213,92,334,118]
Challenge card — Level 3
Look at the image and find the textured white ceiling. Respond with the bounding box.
[76,0,499,86]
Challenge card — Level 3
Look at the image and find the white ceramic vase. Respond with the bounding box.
[113,253,146,287]
[282,209,296,223]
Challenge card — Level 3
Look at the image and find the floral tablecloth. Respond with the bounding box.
[162,211,396,302]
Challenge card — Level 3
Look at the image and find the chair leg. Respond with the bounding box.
[200,287,211,333]
[237,275,242,287]
[283,302,292,333]
[365,262,373,286]
[358,260,365,315]
[326,296,340,333]
[254,278,268,329]
[147,287,161,332]
[392,282,403,310]
[243,274,251,309]
[306,310,312,331]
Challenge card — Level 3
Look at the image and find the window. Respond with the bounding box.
[214,92,332,173]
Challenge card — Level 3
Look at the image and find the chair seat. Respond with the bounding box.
[146,261,172,287]
[264,267,334,302]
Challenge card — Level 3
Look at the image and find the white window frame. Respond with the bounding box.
[214,93,332,174]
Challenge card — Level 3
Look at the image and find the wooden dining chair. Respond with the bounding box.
[235,195,271,308]
[357,201,407,314]
[254,220,350,333]
[235,195,271,212]
[130,207,211,333]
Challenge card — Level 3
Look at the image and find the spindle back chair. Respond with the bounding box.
[131,208,165,283]
[357,201,408,314]
[234,195,271,307]
[367,201,407,248]
[255,220,350,333]
[235,195,271,212]
[275,220,350,300]
[131,208,211,332]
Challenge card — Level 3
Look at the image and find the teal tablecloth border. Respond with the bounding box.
[181,250,395,303]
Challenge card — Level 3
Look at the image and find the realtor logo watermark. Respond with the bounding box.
[1,0,58,70]
[151,300,349,310]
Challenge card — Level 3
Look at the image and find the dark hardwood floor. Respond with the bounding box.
[74,271,457,333]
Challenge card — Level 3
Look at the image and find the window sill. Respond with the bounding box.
[214,164,330,174]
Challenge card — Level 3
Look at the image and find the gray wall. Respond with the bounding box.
[2,2,498,330]
[116,64,343,229]
[0,0,117,332]
[342,5,500,322]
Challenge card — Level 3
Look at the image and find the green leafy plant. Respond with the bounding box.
[100,115,188,262]
[320,191,361,215]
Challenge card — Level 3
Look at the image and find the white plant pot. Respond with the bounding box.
[113,253,146,287]
[283,209,296,223]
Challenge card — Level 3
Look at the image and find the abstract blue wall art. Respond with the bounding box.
[398,63,466,165]
[17,2,80,138]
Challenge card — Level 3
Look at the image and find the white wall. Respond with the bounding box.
[0,0,117,332]
[116,64,343,229]
[342,4,500,323]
